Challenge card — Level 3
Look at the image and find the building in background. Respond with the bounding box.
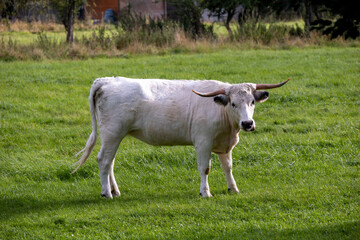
[88,0,167,20]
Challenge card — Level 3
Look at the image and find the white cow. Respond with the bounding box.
[73,77,289,198]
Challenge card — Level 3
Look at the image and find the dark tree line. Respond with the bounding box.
[309,0,359,39]
[173,0,358,39]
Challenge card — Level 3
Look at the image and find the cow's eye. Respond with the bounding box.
[231,103,236,108]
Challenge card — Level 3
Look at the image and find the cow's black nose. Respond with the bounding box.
[241,120,254,130]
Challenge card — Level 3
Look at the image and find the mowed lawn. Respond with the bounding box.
[0,47,359,239]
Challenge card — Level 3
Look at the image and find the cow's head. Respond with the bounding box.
[193,79,290,131]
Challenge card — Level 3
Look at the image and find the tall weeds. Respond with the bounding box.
[232,20,304,44]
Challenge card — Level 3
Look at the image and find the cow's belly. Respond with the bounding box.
[128,100,193,146]
[129,129,192,146]
[129,115,192,146]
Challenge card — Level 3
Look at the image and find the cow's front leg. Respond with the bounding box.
[218,152,239,194]
[195,144,213,198]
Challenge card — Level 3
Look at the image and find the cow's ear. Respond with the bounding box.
[214,95,229,106]
[253,91,269,103]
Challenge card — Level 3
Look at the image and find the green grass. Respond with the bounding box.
[0,27,109,45]
[0,30,99,45]
[0,47,359,239]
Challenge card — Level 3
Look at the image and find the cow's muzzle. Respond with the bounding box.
[241,120,255,132]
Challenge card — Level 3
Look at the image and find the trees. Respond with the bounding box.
[0,0,43,21]
[200,0,277,36]
[0,0,84,43]
[310,0,359,39]
[202,0,359,39]
[201,0,243,36]
[167,0,204,37]
[50,0,84,43]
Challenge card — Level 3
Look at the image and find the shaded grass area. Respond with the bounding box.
[0,47,359,239]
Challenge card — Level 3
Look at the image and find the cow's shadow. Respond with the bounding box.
[0,188,203,221]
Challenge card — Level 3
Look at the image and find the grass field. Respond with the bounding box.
[0,30,95,45]
[0,47,359,239]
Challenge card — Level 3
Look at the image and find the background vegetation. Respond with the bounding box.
[1,47,359,239]
[0,0,359,60]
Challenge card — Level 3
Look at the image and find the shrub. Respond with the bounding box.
[115,13,178,48]
[233,20,304,44]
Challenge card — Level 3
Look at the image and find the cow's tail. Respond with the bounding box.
[71,80,102,174]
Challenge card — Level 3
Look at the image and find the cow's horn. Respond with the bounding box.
[256,79,290,90]
[192,89,226,97]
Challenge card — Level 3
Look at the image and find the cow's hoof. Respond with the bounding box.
[112,190,121,197]
[200,191,213,198]
[228,188,239,194]
[101,193,113,199]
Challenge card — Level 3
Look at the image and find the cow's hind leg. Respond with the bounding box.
[97,131,125,199]
[218,152,239,194]
[110,158,120,197]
